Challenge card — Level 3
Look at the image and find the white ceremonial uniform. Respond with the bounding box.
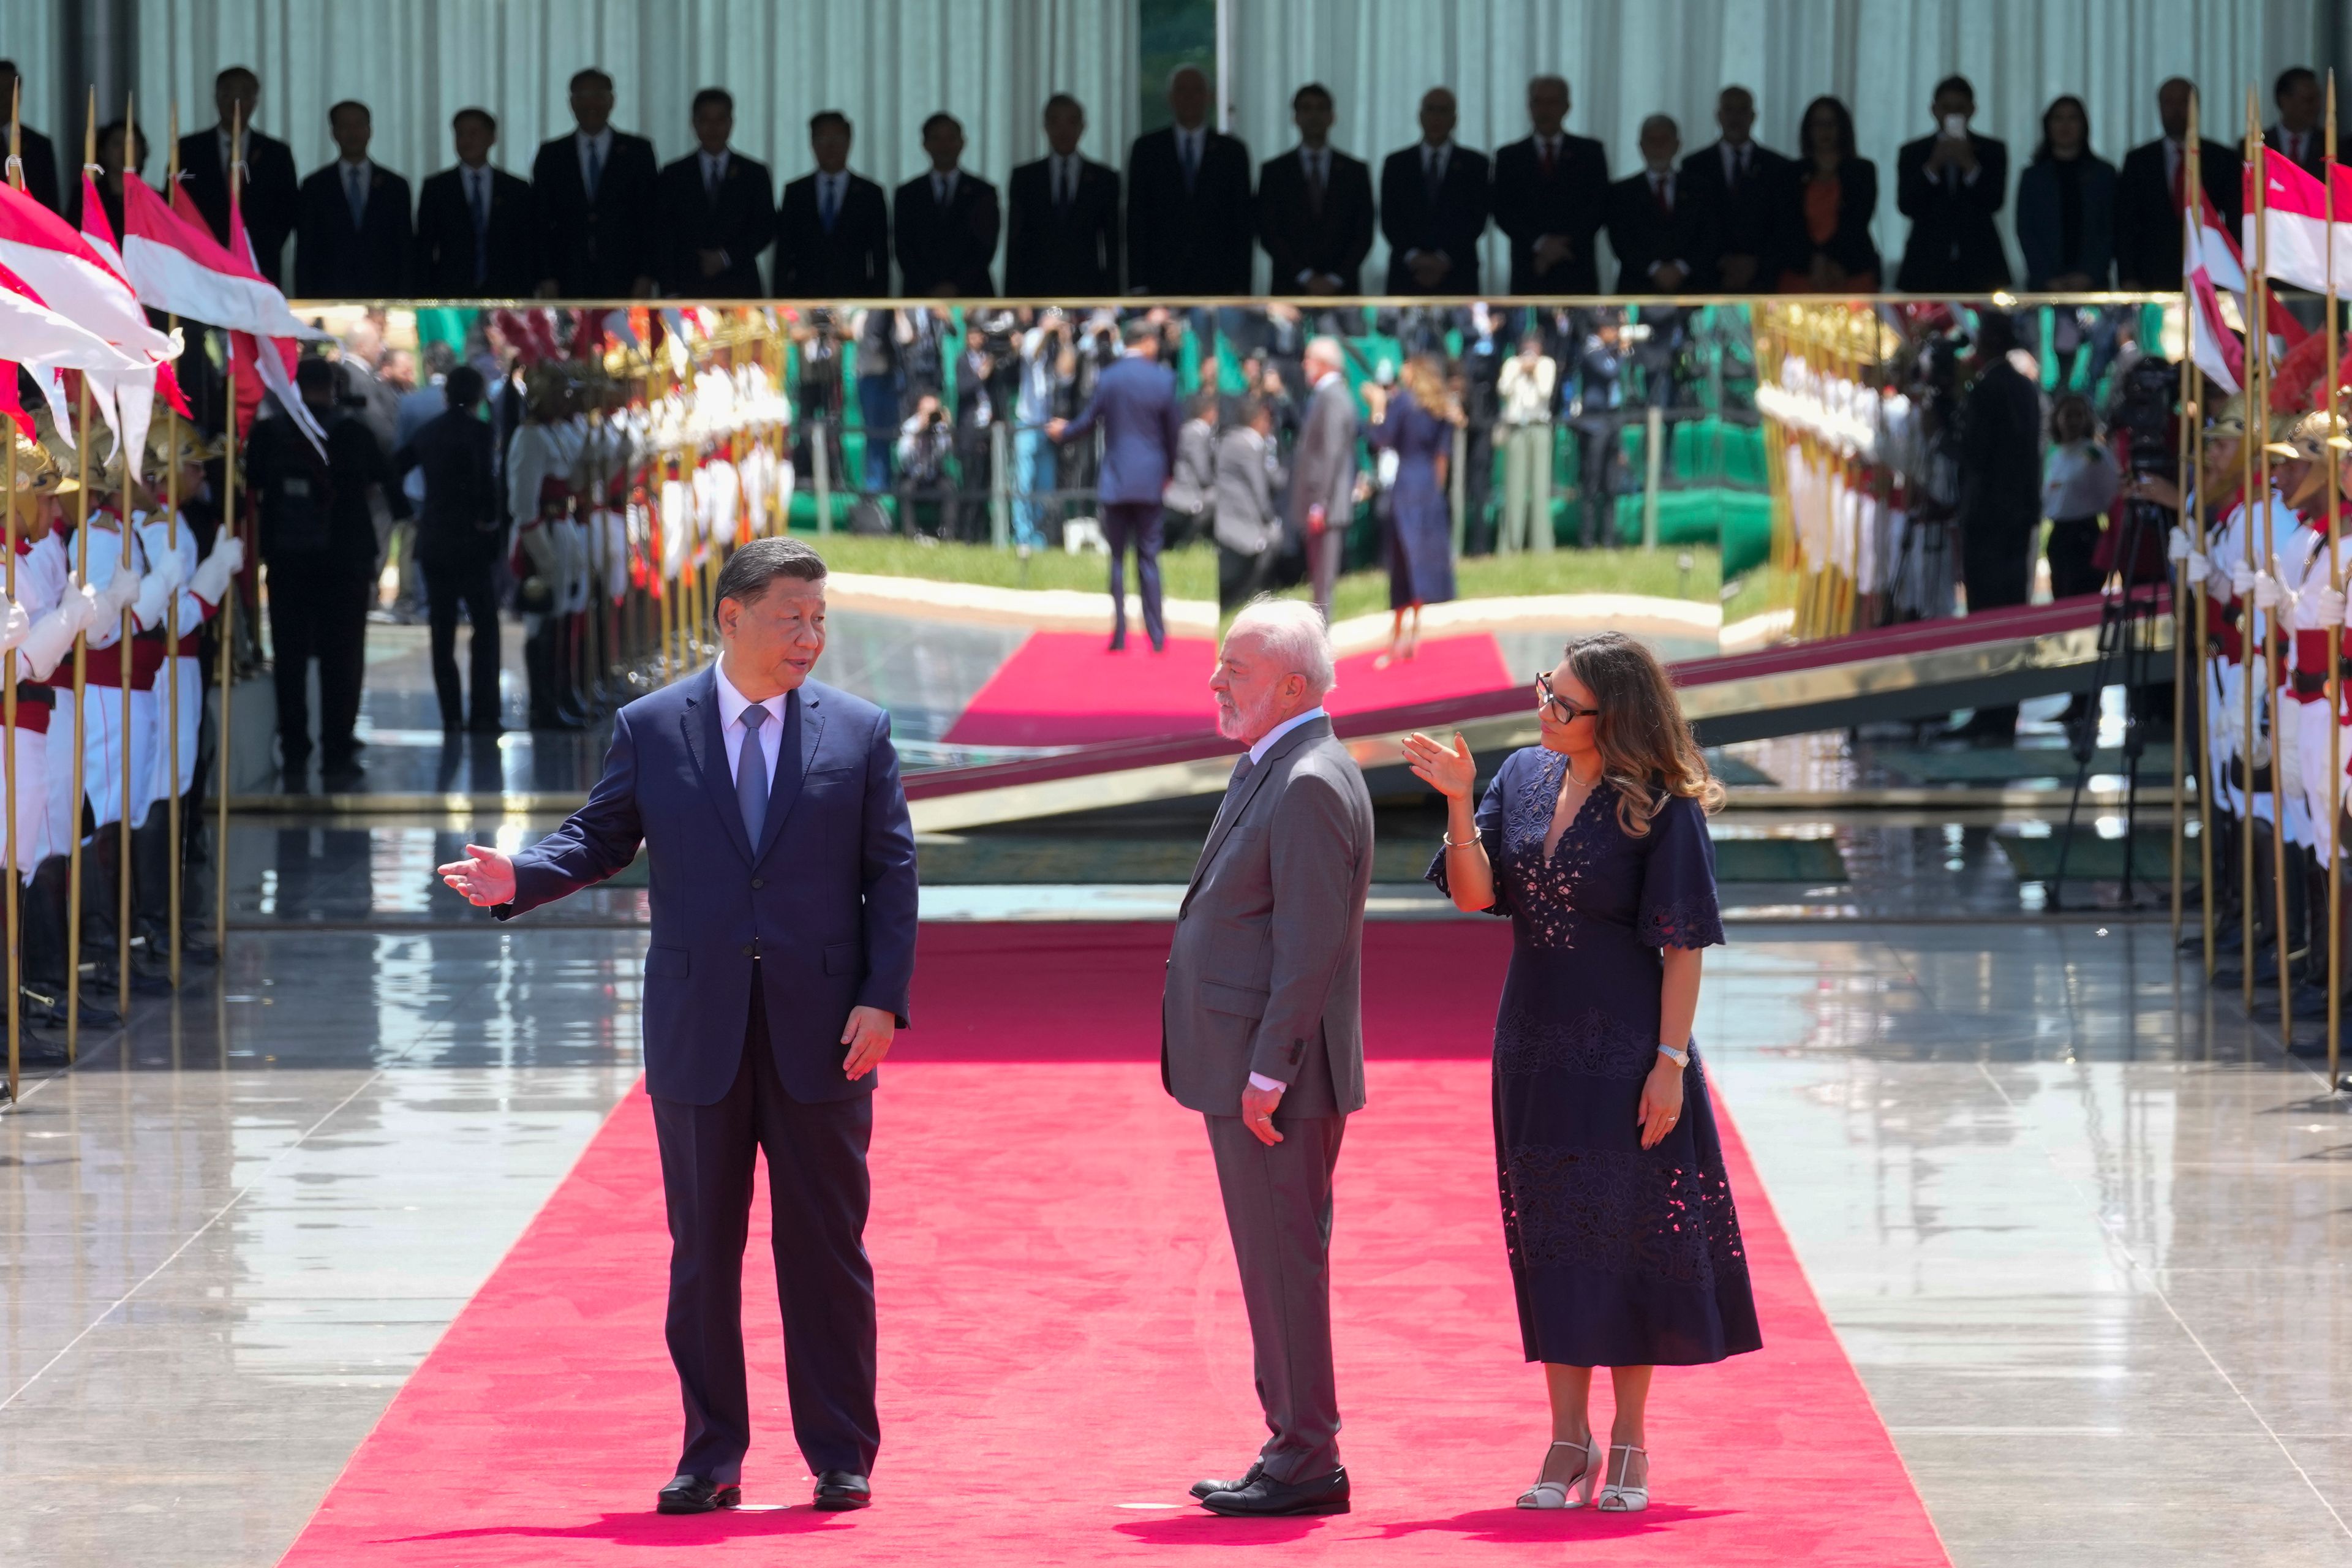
[134,510,210,805]
[2,530,69,878]
[47,514,154,839]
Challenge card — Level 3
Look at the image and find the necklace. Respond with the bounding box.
[1562,758,1596,790]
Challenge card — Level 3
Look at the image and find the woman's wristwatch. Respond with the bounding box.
[1656,1042,1690,1068]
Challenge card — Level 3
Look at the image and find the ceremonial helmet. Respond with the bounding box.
[2266,409,2352,463]
[2203,394,2247,443]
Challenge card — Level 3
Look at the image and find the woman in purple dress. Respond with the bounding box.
[1403,631,1760,1514]
[1364,355,1461,665]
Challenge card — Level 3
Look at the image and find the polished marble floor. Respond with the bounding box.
[2,918,2346,1567]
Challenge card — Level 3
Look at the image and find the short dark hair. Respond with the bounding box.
[328,99,369,126]
[809,109,851,137]
[715,537,827,612]
[570,67,613,93]
[2277,66,2320,102]
[453,106,496,134]
[294,356,338,398]
[1292,82,1332,110]
[216,65,258,89]
[1933,74,1973,104]
[423,341,459,377]
[1043,92,1083,118]
[444,364,487,410]
[1973,306,2018,355]
[921,111,961,139]
[0,60,19,80]
[692,86,733,116]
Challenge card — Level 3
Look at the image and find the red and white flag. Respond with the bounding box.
[2184,197,2244,394]
[0,257,151,430]
[2250,146,2334,293]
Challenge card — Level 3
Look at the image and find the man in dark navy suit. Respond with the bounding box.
[657,87,774,298]
[530,67,660,298]
[1126,66,1254,295]
[295,100,413,298]
[1256,83,1375,298]
[1605,115,1720,293]
[1679,86,1791,293]
[1379,87,1490,295]
[775,111,891,298]
[1491,74,1610,295]
[1049,321,1182,650]
[439,537,918,1517]
[894,113,1000,298]
[176,66,301,285]
[1006,94,1121,296]
[413,108,540,296]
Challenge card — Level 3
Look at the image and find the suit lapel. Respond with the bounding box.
[681,669,753,864]
[1183,716,1331,906]
[752,688,823,866]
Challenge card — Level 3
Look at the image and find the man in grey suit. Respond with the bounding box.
[1291,337,1358,618]
[1050,321,1183,651]
[1213,398,1285,611]
[1166,598,1373,1518]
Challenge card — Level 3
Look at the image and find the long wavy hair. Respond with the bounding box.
[1398,354,1464,424]
[1559,631,1725,836]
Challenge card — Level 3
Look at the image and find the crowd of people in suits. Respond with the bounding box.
[6,60,2328,304]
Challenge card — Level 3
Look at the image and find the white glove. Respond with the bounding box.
[2253,571,2284,612]
[54,578,99,638]
[187,535,246,605]
[150,540,190,589]
[2168,526,2194,563]
[2231,562,2259,600]
[2183,548,2210,583]
[97,561,141,618]
[2315,586,2348,628]
[18,586,94,681]
[133,570,170,631]
[2209,557,2239,600]
[0,596,28,654]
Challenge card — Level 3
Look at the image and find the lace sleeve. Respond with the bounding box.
[1425,758,1512,917]
[1637,794,1724,949]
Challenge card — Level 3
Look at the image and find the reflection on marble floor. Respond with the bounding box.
[3,923,2348,1566]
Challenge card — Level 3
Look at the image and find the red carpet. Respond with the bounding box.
[943,631,1514,747]
[279,925,1947,1566]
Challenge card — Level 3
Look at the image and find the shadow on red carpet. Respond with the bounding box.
[276,924,1948,1566]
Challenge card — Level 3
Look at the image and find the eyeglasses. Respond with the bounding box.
[1535,673,1600,723]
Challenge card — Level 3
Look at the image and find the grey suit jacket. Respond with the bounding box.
[1289,375,1357,536]
[1213,426,1284,556]
[1163,715,1373,1117]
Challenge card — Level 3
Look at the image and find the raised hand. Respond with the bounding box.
[1401,730,1476,800]
[437,842,517,907]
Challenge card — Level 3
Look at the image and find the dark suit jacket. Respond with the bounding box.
[1005,156,1121,296]
[775,172,890,298]
[1605,168,1720,293]
[9,125,59,215]
[2266,124,2336,179]
[497,670,919,1106]
[2015,154,2117,289]
[176,126,301,285]
[412,164,540,296]
[1894,132,2011,292]
[1125,126,1254,294]
[655,149,774,298]
[1491,133,1609,293]
[393,407,500,568]
[1256,147,1374,295]
[529,128,660,296]
[1057,353,1181,505]
[1679,140,1792,284]
[892,170,1000,297]
[1380,142,1491,293]
[295,160,413,297]
[1770,159,1882,285]
[2114,137,2242,289]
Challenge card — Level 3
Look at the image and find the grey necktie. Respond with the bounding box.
[737,704,771,844]
[1215,752,1255,829]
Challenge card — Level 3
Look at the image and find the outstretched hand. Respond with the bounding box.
[437,843,517,907]
[842,1005,896,1080]
[1401,731,1476,801]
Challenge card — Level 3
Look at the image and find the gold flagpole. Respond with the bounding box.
[2328,72,2344,1088]
[2251,92,2293,1035]
[164,105,181,988]
[66,89,95,1058]
[215,104,242,957]
[2187,92,2217,976]
[116,93,134,1020]
[2242,111,2263,1009]
[5,80,22,1104]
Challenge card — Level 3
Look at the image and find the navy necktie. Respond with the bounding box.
[585,137,603,200]
[346,165,367,228]
[737,704,771,845]
[820,176,838,233]
[1182,134,1199,190]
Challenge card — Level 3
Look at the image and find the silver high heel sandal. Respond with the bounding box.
[1596,1443,1649,1512]
[1515,1434,1602,1509]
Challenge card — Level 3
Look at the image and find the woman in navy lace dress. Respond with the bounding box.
[1404,631,1760,1515]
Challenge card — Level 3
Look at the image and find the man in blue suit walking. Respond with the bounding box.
[438,538,918,1517]
[1050,320,1183,651]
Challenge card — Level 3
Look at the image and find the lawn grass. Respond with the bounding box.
[793,531,1219,600]
[1721,563,1801,628]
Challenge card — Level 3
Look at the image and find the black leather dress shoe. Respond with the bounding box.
[657,1474,741,1514]
[813,1471,871,1511]
[1201,1467,1351,1517]
[1191,1461,1264,1501]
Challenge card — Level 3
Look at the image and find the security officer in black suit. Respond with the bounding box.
[1379,87,1491,295]
[656,88,775,298]
[413,108,541,297]
[892,113,1000,298]
[775,111,891,300]
[1126,66,1254,295]
[1005,94,1121,296]
[295,101,413,298]
[176,66,301,286]
[1256,83,1376,298]
[1491,74,1610,295]
[530,67,660,298]
[0,60,60,214]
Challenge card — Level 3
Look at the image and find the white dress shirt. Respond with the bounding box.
[1240,704,1329,1093]
[713,659,787,788]
[931,168,961,206]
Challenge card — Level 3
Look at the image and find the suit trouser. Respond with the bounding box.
[1102,501,1166,648]
[1499,423,1555,554]
[1306,526,1347,620]
[1205,1110,1347,1482]
[650,975,880,1484]
[421,559,503,729]
[1219,543,1278,612]
[267,559,372,762]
